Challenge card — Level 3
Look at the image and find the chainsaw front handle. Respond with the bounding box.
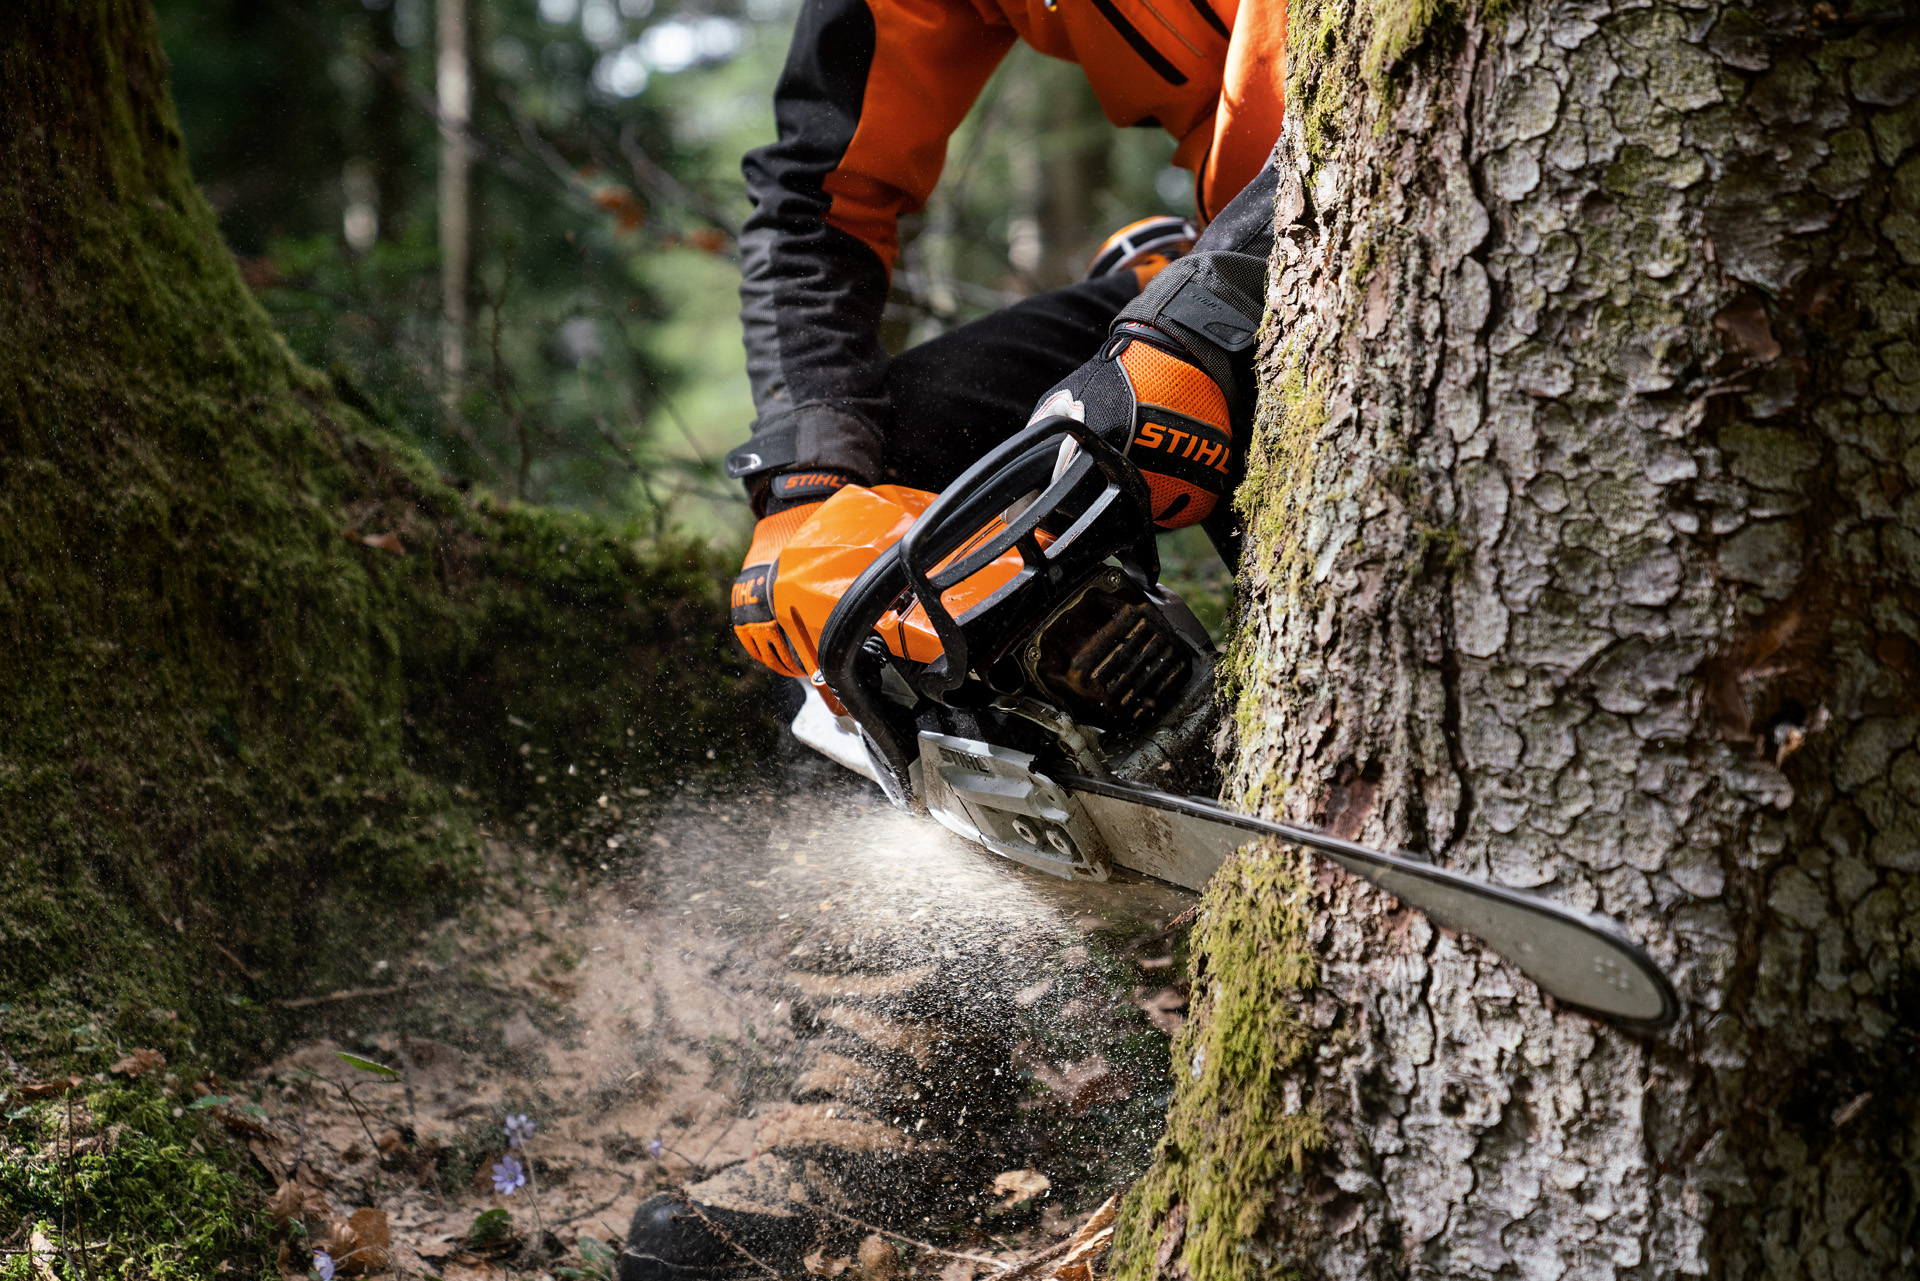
[896,416,1153,697]
[816,416,1154,798]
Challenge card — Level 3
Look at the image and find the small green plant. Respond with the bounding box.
[467,1207,515,1247]
[558,1235,620,1279]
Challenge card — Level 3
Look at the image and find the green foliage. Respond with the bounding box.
[0,1084,273,1280]
[558,1234,620,1279]
[333,1052,399,1078]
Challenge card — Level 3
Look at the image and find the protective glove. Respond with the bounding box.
[730,470,852,676]
[1028,320,1239,531]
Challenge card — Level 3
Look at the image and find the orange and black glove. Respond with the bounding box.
[1030,322,1239,530]
[1029,251,1262,530]
[730,470,853,676]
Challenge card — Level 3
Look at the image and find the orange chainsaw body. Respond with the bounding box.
[770,483,1044,678]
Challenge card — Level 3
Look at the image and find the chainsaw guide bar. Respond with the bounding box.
[913,729,1679,1033]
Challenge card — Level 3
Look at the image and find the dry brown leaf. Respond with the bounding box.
[27,1229,59,1281]
[110,1048,166,1079]
[249,1134,292,1184]
[332,1206,393,1275]
[1132,989,1189,1036]
[265,1182,305,1227]
[992,1169,1051,1207]
[858,1234,900,1281]
[1042,1194,1118,1280]
[214,1104,274,1139]
[803,1248,852,1276]
[1027,1053,1134,1115]
[20,1075,83,1099]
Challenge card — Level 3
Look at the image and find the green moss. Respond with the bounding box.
[1237,360,1329,610]
[0,1083,272,1280]
[1362,0,1457,93]
[1288,0,1353,159]
[0,1,775,1068]
[1109,843,1325,1281]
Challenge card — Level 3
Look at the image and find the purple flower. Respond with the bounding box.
[647,1137,664,1159]
[492,1153,527,1195]
[312,1248,336,1281]
[504,1113,536,1148]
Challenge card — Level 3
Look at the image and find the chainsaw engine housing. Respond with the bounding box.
[800,418,1225,868]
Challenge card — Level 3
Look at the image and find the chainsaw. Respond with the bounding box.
[766,416,1678,1033]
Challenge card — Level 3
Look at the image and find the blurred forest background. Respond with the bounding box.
[156,0,1205,547]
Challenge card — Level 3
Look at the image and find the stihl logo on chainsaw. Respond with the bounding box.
[938,746,993,774]
[1133,418,1230,475]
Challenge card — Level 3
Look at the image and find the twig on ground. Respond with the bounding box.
[213,942,261,982]
[994,1238,1076,1281]
[816,1208,1011,1271]
[678,1198,780,1278]
[332,1081,388,1185]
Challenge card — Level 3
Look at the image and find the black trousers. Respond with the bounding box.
[878,273,1140,493]
[877,272,1245,564]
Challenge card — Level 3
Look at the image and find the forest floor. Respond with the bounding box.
[233,760,1197,1280]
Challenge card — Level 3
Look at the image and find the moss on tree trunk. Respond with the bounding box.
[0,1,774,1062]
[1117,0,1920,1276]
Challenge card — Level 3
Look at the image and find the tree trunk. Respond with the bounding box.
[1117,0,1920,1277]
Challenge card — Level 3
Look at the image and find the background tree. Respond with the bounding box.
[1117,0,1920,1277]
[152,0,1205,540]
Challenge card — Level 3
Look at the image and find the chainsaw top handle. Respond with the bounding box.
[897,415,1154,696]
[816,416,1156,795]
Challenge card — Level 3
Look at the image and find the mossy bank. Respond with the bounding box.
[0,1,775,1067]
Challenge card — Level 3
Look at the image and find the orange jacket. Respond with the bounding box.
[729,0,1287,498]
[824,0,1289,268]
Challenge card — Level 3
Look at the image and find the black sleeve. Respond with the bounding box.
[727,0,890,508]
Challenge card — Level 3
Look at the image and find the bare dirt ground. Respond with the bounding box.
[242,762,1197,1280]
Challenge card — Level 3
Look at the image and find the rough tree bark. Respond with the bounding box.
[1116,0,1919,1277]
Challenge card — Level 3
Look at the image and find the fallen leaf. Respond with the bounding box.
[858,1235,900,1281]
[265,1182,305,1227]
[250,1134,293,1184]
[1043,1194,1118,1280]
[28,1228,59,1281]
[992,1169,1051,1208]
[1153,1203,1186,1274]
[214,1103,274,1138]
[803,1248,852,1277]
[331,1206,392,1275]
[1713,294,1782,364]
[20,1076,82,1099]
[110,1048,166,1079]
[1027,1053,1134,1115]
[1133,988,1189,1036]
